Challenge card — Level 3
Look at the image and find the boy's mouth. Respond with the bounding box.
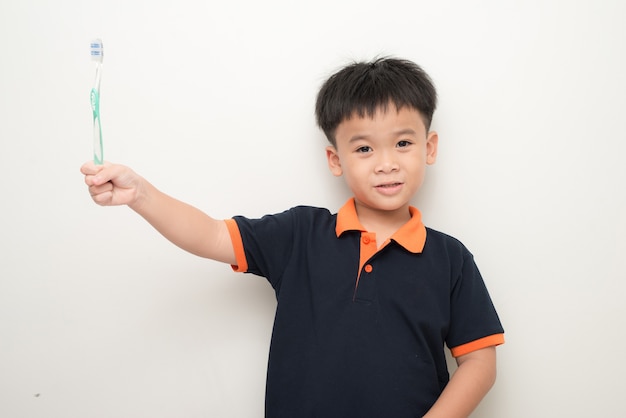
[376,182,403,188]
[375,182,404,194]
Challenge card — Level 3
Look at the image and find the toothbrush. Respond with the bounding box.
[90,39,104,165]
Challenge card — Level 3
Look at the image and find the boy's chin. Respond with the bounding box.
[354,198,411,214]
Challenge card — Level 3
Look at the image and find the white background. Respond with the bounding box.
[1,0,625,417]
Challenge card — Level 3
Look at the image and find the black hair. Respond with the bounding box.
[315,57,437,145]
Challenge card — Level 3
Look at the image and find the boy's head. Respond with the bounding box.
[315,57,437,146]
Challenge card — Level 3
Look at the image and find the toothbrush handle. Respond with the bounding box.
[91,88,103,165]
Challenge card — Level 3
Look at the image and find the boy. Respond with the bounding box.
[82,57,504,417]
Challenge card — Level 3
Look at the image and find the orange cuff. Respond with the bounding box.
[224,219,248,272]
[450,333,505,358]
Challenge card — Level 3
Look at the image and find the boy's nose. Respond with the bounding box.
[375,153,399,173]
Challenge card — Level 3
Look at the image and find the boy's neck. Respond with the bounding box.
[354,201,412,243]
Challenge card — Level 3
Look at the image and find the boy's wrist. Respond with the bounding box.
[128,176,150,213]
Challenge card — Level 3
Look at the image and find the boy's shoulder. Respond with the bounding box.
[269,205,335,219]
[423,226,475,258]
[424,226,462,244]
[237,205,333,219]
[235,205,336,228]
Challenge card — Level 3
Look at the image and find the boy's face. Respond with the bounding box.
[326,105,438,221]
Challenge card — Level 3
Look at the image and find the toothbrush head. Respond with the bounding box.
[90,39,104,63]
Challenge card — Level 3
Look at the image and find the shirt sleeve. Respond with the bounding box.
[225,208,299,289]
[446,246,505,356]
[450,334,504,357]
[224,218,248,272]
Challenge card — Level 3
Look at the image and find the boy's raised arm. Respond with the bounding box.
[81,161,236,265]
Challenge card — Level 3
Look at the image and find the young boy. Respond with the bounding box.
[81,57,504,418]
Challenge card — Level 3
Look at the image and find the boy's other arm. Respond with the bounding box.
[81,161,236,265]
[422,346,497,418]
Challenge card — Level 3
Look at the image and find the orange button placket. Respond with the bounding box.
[354,232,381,299]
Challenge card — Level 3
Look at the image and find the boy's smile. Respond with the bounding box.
[326,105,438,225]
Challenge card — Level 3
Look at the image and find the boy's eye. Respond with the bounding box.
[356,146,372,153]
[397,140,412,148]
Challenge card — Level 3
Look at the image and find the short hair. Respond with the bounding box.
[315,57,438,146]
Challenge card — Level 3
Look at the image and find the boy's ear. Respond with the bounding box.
[426,131,439,165]
[326,146,343,177]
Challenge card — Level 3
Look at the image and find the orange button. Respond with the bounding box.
[362,236,371,244]
[364,264,373,273]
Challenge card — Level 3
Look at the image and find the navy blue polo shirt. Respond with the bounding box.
[225,199,504,418]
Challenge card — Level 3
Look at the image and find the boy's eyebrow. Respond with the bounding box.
[348,128,418,143]
[393,128,418,137]
[348,134,371,143]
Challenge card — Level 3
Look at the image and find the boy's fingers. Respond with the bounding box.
[89,181,113,196]
[80,161,106,176]
[82,162,104,187]
[91,189,113,205]
[88,180,117,206]
[91,163,126,186]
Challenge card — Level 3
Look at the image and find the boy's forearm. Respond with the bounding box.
[423,346,497,418]
[130,180,235,264]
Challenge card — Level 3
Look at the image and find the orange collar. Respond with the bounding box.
[335,198,427,253]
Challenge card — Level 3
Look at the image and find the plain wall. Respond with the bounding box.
[1,0,625,416]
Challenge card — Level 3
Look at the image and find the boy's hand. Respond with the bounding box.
[81,161,143,208]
